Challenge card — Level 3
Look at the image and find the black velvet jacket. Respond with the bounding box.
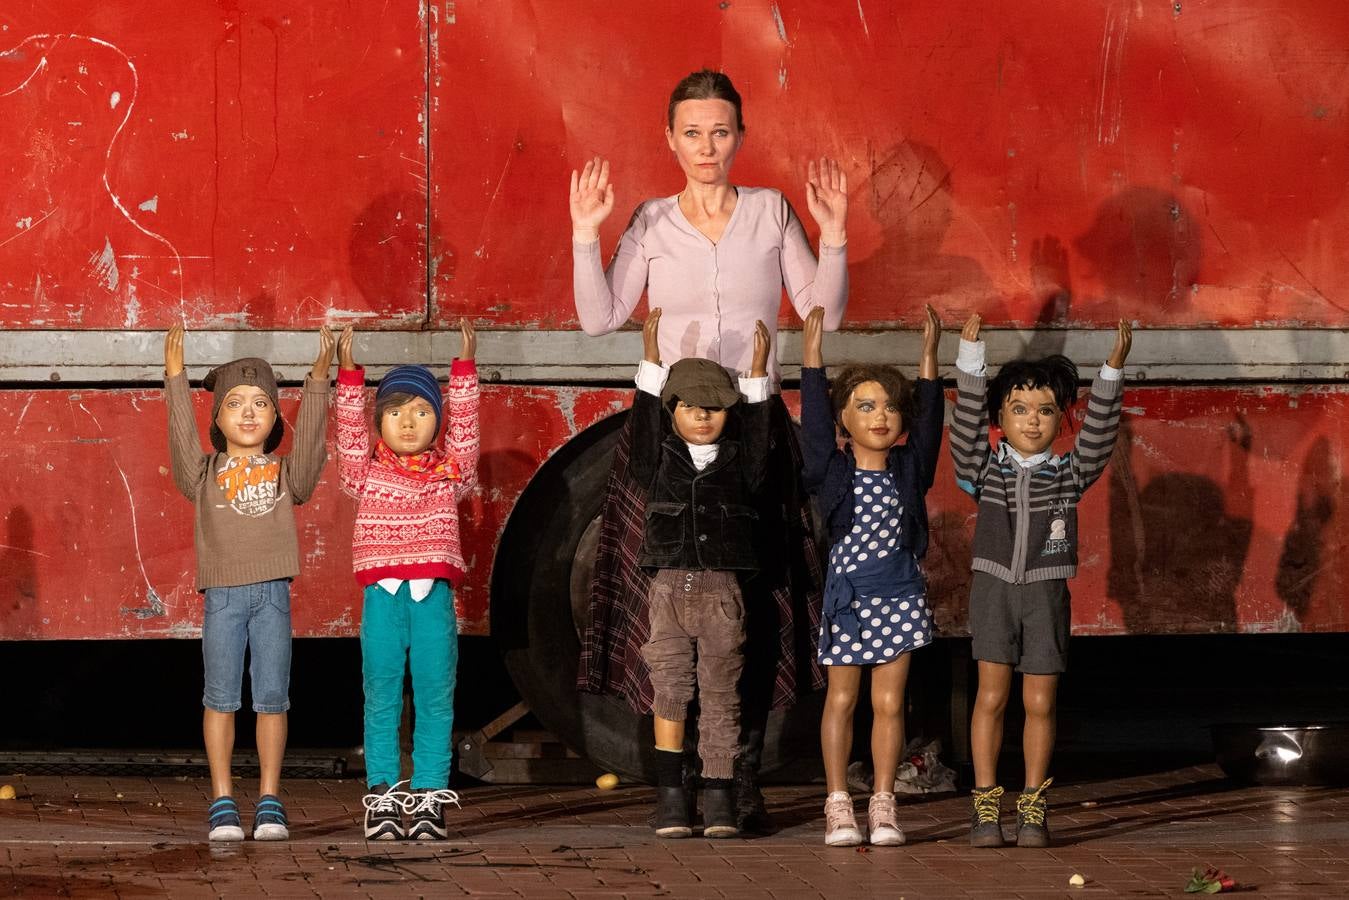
[628,387,771,572]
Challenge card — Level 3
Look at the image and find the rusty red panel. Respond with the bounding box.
[0,3,427,329]
[2,384,1344,640]
[0,384,630,640]
[432,0,1348,328]
[918,385,1349,636]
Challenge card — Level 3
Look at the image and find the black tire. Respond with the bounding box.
[490,410,823,782]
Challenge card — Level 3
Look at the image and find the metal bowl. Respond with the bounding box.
[1210,723,1349,786]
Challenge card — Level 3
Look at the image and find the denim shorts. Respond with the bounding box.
[202,579,292,714]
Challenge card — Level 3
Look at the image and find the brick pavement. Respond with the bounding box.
[1,766,1347,898]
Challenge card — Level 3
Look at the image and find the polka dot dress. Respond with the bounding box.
[818,470,933,667]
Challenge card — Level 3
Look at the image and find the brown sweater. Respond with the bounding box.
[166,371,330,590]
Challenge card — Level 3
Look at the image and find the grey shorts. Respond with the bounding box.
[968,572,1071,675]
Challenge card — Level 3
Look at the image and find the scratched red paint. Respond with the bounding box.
[1,385,1343,640]
[2,3,1339,329]
[0,385,632,640]
[0,2,1345,643]
[0,3,427,328]
[433,0,1349,328]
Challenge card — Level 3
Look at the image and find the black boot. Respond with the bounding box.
[701,780,738,839]
[653,749,692,838]
[654,786,693,838]
[733,757,774,835]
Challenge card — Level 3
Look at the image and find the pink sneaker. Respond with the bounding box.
[868,792,905,846]
[823,792,863,847]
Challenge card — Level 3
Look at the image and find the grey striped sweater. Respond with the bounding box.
[950,359,1124,584]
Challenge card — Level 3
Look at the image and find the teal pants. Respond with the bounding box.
[360,579,459,789]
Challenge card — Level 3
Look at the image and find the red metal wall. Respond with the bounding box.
[1,3,428,328]
[1,385,1344,638]
[1,2,1346,639]
[3,2,1343,328]
[435,0,1349,328]
[0,385,632,639]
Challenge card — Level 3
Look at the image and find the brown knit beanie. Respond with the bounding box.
[202,357,284,453]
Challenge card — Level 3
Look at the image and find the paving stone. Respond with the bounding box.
[1,766,1347,896]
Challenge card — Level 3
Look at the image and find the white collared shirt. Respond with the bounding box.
[377,577,436,602]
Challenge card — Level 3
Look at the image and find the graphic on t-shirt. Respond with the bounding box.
[215,455,285,518]
[1043,503,1070,555]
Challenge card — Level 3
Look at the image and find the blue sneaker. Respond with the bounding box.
[252,794,290,841]
[208,796,245,842]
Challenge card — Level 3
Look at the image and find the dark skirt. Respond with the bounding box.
[576,396,826,714]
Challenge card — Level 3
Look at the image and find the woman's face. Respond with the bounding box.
[666,98,743,186]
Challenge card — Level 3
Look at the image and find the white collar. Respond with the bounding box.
[685,442,719,471]
[1001,442,1052,469]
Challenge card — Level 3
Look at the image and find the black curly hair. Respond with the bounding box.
[987,355,1079,426]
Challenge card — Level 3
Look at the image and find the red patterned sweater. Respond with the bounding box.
[335,361,480,586]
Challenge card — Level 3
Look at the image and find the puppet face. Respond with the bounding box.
[379,396,438,456]
[839,380,902,454]
[665,99,744,186]
[672,401,728,446]
[1000,386,1064,457]
[215,386,277,457]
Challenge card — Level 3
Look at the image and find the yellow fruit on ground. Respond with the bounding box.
[0,785,16,800]
[595,773,620,790]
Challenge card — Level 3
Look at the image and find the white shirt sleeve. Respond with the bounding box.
[956,338,986,376]
[635,360,671,397]
[738,375,770,404]
[1099,363,1124,381]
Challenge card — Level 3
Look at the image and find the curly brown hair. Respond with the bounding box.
[829,364,915,438]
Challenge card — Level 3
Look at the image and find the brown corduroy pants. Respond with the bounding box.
[640,568,746,779]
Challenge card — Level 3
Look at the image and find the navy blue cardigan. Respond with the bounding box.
[799,367,945,560]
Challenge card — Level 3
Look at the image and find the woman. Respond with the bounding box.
[569,69,849,831]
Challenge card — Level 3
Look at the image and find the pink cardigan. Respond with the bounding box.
[335,362,480,587]
[573,187,848,384]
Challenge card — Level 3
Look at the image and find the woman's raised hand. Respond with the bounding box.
[337,325,356,371]
[569,157,615,240]
[806,157,848,247]
[164,324,185,378]
[642,308,662,365]
[802,306,826,369]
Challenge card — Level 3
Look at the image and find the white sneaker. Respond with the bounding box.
[868,792,905,846]
[823,792,863,847]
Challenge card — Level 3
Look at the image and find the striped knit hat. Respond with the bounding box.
[377,365,442,433]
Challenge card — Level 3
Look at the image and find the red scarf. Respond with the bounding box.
[374,440,460,482]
